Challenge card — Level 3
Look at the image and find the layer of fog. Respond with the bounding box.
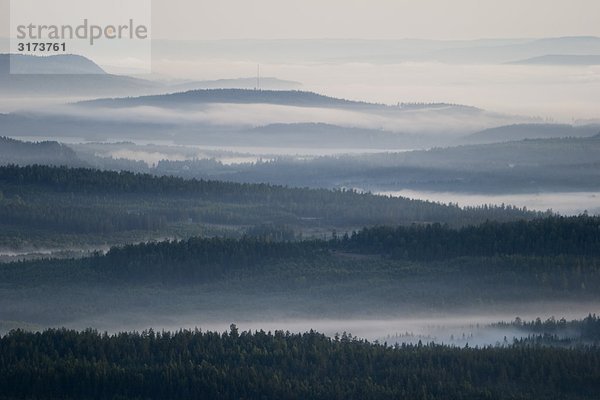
[5,61,598,140]
[0,247,107,263]
[35,100,525,137]
[379,190,600,216]
[150,59,600,122]
[58,302,600,347]
[5,61,597,145]
[0,96,93,113]
[96,145,407,165]
[99,149,272,167]
[3,42,600,124]
[0,236,179,263]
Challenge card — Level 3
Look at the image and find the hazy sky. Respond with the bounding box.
[1,0,600,40]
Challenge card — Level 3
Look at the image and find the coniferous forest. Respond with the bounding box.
[2,326,600,400]
[0,164,542,246]
[1,164,599,399]
[3,16,600,396]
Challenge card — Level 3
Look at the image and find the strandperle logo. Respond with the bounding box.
[15,19,149,46]
[10,0,152,74]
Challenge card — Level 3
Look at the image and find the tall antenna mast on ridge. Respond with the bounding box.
[257,64,261,91]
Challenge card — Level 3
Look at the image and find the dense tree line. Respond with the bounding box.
[77,214,600,281]
[2,215,598,287]
[2,218,600,332]
[1,215,600,289]
[1,327,599,400]
[90,236,324,282]
[226,134,600,193]
[495,314,600,344]
[0,164,542,232]
[0,199,165,233]
[339,215,600,259]
[94,215,600,281]
[0,136,82,167]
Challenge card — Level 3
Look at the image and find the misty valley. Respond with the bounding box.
[2,33,600,399]
[0,163,599,398]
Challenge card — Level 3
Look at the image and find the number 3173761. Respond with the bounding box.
[17,42,66,52]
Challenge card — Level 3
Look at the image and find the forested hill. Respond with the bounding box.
[95,215,600,281]
[0,165,542,243]
[76,89,389,109]
[1,328,599,400]
[341,216,600,259]
[4,215,598,285]
[0,137,83,167]
[77,88,475,112]
[3,215,600,327]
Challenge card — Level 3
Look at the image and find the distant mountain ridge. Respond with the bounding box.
[152,36,600,64]
[0,54,302,98]
[77,88,479,112]
[78,89,389,109]
[427,36,600,64]
[509,54,600,65]
[462,123,600,144]
[0,54,106,74]
[0,54,159,97]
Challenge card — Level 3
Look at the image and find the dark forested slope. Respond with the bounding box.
[0,137,82,167]
[1,328,599,400]
[0,165,542,249]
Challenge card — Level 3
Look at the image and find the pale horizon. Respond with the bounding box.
[2,0,600,41]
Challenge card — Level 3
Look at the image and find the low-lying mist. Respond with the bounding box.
[49,302,600,347]
[379,190,600,216]
[150,60,600,122]
[38,100,523,137]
